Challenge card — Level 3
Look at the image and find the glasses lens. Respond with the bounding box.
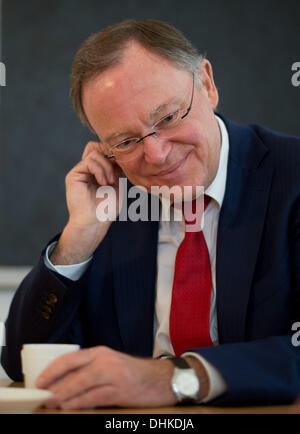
[114,143,143,162]
[111,103,191,163]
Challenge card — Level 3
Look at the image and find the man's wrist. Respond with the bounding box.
[50,222,108,265]
[44,241,92,281]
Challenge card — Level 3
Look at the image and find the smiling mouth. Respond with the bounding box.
[153,153,190,177]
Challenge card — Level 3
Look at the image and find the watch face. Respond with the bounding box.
[176,371,199,396]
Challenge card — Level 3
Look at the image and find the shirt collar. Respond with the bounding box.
[205,115,229,208]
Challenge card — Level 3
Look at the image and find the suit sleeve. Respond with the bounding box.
[0,236,92,381]
[192,335,300,405]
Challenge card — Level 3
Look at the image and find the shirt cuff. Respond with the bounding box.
[44,241,93,281]
[182,351,227,403]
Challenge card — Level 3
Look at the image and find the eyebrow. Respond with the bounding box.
[149,98,181,121]
[104,97,181,144]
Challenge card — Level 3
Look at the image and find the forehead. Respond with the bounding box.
[81,42,190,135]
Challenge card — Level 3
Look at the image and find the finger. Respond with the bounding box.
[36,349,94,389]
[44,362,105,404]
[84,150,120,185]
[82,142,110,169]
[69,158,111,186]
[42,396,61,409]
[60,385,116,410]
[84,157,111,185]
[44,347,123,406]
[81,141,101,160]
[81,141,123,185]
[78,152,116,186]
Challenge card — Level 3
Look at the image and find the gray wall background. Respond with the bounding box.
[0,0,299,265]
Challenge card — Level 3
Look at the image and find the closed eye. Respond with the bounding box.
[155,110,180,129]
[113,138,138,151]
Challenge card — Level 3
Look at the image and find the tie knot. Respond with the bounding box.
[182,194,210,213]
[182,195,210,229]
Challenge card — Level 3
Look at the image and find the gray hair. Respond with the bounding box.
[70,19,204,131]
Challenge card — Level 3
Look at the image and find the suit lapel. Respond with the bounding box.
[216,118,273,343]
[111,215,159,357]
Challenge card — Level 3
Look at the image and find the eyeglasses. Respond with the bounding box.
[103,72,195,163]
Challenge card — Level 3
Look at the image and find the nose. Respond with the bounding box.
[142,133,171,165]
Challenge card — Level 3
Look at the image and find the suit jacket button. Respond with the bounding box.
[47,293,58,304]
[41,311,50,320]
[43,305,52,314]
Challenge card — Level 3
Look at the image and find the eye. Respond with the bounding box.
[114,138,138,152]
[156,110,180,129]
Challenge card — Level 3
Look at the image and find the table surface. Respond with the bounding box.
[33,404,299,414]
[1,380,299,414]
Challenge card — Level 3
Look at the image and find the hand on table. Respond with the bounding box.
[36,346,179,410]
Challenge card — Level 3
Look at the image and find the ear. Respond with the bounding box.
[197,59,219,109]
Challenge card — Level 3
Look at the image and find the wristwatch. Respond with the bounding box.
[170,357,200,404]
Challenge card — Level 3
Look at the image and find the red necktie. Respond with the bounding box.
[169,196,213,356]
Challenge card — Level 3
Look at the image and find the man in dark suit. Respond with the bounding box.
[2,19,300,409]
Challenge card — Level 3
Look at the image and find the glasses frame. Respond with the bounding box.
[103,72,195,161]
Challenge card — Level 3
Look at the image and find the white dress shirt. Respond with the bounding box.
[45,115,229,402]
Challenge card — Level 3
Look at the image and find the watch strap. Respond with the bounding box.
[169,357,191,369]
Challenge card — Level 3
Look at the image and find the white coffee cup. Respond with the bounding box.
[21,344,80,389]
